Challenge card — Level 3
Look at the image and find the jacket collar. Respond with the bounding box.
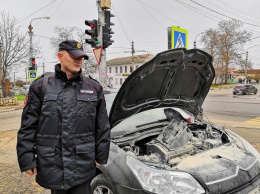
[55,64,82,82]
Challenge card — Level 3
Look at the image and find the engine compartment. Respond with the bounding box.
[113,108,230,166]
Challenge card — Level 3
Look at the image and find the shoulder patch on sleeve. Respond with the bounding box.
[23,95,29,108]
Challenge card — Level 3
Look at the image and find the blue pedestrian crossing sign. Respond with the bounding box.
[28,70,38,80]
[168,26,188,49]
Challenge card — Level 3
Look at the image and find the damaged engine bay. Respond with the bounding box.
[111,108,231,167]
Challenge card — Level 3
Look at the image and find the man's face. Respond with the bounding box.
[58,51,84,75]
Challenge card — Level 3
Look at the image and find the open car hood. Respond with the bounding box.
[109,48,215,128]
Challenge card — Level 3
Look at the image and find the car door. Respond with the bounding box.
[246,85,252,93]
[250,85,256,93]
[251,85,257,93]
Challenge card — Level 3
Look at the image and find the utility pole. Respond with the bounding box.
[131,41,135,73]
[245,50,248,84]
[245,45,257,84]
[13,72,16,87]
[28,17,50,68]
[43,63,45,74]
[25,68,27,83]
[28,24,33,60]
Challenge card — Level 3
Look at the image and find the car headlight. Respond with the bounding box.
[126,155,205,194]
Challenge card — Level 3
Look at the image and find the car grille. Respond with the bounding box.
[206,161,260,194]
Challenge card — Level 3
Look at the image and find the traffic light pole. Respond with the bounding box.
[97,1,108,91]
[28,24,33,60]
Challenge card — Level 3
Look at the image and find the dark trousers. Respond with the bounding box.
[51,180,91,194]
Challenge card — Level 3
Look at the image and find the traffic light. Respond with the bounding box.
[29,57,36,70]
[85,19,98,48]
[103,10,114,49]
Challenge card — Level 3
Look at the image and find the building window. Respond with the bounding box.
[130,66,133,73]
[120,78,123,85]
[109,67,111,73]
[125,66,127,73]
[116,67,118,73]
[120,66,122,73]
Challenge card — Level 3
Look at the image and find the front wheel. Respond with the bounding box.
[254,90,258,94]
[91,174,114,194]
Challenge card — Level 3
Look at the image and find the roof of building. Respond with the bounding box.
[237,69,260,74]
[214,68,260,75]
[107,54,155,66]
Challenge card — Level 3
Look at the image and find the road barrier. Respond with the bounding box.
[0,97,18,106]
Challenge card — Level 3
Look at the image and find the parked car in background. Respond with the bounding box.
[233,84,258,95]
[19,84,30,95]
[90,48,260,194]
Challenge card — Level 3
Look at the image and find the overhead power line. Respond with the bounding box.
[17,0,58,24]
[216,0,260,20]
[136,0,165,30]
[190,0,260,28]
[111,3,131,44]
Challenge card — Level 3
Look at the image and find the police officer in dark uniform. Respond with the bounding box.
[17,40,110,194]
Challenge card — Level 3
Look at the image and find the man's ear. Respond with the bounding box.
[57,52,63,62]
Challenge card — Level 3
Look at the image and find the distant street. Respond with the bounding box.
[203,84,260,128]
[0,84,260,132]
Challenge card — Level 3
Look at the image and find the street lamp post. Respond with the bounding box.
[14,72,16,87]
[28,16,50,60]
[245,45,257,84]
[194,32,204,48]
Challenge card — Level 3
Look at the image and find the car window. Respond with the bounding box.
[235,86,244,89]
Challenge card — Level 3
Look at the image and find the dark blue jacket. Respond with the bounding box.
[17,64,110,190]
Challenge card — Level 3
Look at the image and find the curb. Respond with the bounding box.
[0,107,23,113]
[208,119,260,130]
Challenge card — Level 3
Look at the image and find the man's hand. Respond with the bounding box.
[25,168,37,176]
[95,161,101,167]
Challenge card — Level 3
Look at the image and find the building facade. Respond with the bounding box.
[105,54,154,88]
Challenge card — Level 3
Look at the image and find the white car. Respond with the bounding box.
[91,48,260,194]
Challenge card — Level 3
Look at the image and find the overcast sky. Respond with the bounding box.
[2,0,260,78]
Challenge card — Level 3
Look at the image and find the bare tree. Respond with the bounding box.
[201,28,220,84]
[50,26,96,75]
[0,11,31,97]
[201,19,252,84]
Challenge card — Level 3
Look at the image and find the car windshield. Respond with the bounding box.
[105,91,167,132]
[111,108,167,132]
